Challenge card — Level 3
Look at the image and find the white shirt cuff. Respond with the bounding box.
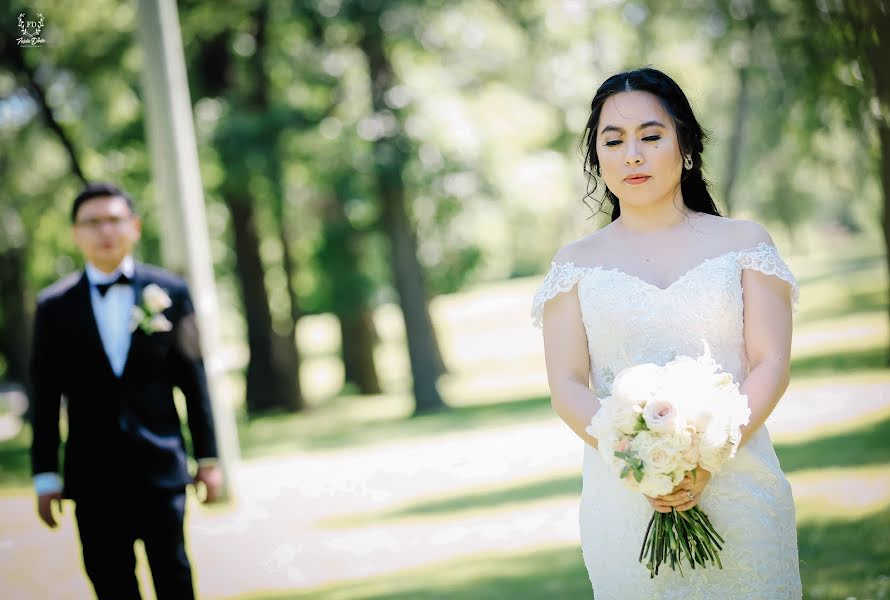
[197,458,218,468]
[34,472,63,496]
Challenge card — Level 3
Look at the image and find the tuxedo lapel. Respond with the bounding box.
[74,272,117,380]
[121,263,147,379]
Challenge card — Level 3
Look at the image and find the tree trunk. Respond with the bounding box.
[278,220,303,332]
[852,0,890,364]
[723,60,751,216]
[380,172,445,412]
[323,202,382,394]
[879,123,890,365]
[0,245,31,395]
[226,195,303,413]
[358,18,445,414]
[339,308,381,394]
[424,297,449,377]
[195,3,305,413]
[251,1,306,407]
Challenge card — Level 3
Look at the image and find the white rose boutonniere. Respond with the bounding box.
[131,284,174,334]
[143,283,173,313]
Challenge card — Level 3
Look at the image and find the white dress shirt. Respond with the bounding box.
[86,256,136,377]
[34,256,136,496]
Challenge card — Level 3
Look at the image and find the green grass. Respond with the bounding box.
[775,416,890,474]
[0,428,31,490]
[235,394,553,458]
[2,240,888,598]
[797,288,887,324]
[240,545,592,600]
[791,346,889,377]
[325,472,581,528]
[240,510,890,600]
[297,416,890,599]
[797,508,890,599]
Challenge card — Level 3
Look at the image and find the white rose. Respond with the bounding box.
[642,398,680,434]
[700,416,731,452]
[638,472,675,497]
[612,398,644,435]
[148,314,173,333]
[681,434,702,466]
[700,441,736,473]
[130,306,147,332]
[611,363,662,405]
[143,284,172,313]
[634,431,690,475]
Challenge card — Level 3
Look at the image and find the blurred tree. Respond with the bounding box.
[189,5,305,414]
[0,18,95,396]
[315,182,381,394]
[350,2,446,413]
[822,0,890,357]
[297,5,382,395]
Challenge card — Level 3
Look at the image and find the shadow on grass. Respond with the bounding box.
[240,545,591,600]
[774,416,890,474]
[796,288,887,324]
[238,395,553,459]
[237,341,890,460]
[0,429,31,488]
[790,346,889,378]
[795,253,883,283]
[240,510,890,600]
[797,507,890,599]
[327,473,581,527]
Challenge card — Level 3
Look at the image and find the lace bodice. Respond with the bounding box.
[530,241,802,599]
[531,242,799,397]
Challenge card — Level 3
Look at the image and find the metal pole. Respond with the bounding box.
[135,0,240,499]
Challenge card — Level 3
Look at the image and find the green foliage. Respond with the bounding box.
[2,0,888,395]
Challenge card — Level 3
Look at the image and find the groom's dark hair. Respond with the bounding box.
[71,182,136,223]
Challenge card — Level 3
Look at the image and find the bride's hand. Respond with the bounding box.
[645,468,712,513]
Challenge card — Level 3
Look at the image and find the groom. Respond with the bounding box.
[30,182,222,599]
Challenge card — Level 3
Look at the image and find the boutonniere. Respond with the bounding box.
[131,283,173,334]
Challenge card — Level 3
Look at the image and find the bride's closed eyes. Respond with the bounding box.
[602,135,662,147]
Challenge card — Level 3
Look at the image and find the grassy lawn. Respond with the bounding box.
[248,510,890,600]
[1,239,887,598]
[246,510,890,600]
[236,242,890,598]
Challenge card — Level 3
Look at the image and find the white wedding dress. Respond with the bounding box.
[531,242,802,599]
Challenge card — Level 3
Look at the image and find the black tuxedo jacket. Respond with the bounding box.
[29,262,218,500]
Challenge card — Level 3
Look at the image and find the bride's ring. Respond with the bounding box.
[687,491,694,501]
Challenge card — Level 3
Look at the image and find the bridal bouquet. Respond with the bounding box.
[586,343,751,578]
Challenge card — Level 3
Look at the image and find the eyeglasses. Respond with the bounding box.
[74,216,133,230]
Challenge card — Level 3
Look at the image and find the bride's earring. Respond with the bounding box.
[683,154,693,170]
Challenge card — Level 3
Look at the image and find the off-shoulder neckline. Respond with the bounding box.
[550,241,777,293]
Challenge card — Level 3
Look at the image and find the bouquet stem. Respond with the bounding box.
[640,507,725,578]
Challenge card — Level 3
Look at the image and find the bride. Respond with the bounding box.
[532,68,802,598]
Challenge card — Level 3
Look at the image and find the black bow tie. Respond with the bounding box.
[94,273,132,297]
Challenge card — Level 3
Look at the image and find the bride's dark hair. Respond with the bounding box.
[581,67,722,221]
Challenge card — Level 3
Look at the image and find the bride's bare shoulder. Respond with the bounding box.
[706,214,775,249]
[551,226,614,266]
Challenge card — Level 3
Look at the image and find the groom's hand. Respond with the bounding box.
[194,464,223,504]
[37,492,63,528]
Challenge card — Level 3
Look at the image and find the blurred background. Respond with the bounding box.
[0,0,888,598]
